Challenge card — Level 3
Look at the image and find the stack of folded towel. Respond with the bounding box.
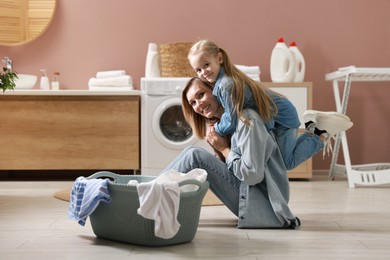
[235,65,261,82]
[88,70,133,91]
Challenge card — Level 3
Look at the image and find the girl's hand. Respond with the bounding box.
[206,126,230,158]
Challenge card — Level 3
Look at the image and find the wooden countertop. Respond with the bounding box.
[1,89,140,96]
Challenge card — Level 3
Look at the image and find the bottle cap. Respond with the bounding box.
[277,37,284,42]
[40,69,47,76]
[290,41,297,47]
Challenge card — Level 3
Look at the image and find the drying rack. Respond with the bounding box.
[326,66,390,188]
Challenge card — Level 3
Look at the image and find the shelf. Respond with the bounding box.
[326,66,390,188]
[326,66,390,81]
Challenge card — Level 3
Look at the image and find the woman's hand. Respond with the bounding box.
[206,126,231,159]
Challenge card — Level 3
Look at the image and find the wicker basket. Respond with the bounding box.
[159,42,197,77]
[87,171,209,246]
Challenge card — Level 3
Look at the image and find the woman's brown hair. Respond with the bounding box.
[181,77,216,139]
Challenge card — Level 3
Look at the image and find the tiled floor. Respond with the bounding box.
[1,175,390,259]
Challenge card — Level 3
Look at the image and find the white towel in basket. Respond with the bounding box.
[137,181,181,239]
[156,168,207,192]
[136,168,207,239]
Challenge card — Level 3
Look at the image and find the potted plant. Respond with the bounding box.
[0,67,18,92]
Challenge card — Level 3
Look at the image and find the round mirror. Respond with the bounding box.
[0,0,57,46]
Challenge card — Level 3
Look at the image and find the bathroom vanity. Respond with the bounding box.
[0,90,140,171]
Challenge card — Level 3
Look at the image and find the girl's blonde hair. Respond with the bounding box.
[181,77,215,139]
[188,40,278,126]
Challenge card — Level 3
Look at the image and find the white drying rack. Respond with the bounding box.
[326,66,390,188]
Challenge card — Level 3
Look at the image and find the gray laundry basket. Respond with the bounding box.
[87,171,209,246]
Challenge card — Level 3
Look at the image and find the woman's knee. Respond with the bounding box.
[184,146,212,161]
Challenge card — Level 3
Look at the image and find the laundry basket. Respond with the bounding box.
[159,42,197,77]
[87,171,209,246]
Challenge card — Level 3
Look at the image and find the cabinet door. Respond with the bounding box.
[263,82,312,129]
[0,95,140,170]
[263,82,313,179]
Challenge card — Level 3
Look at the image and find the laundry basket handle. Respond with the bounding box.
[87,171,127,183]
[178,179,208,193]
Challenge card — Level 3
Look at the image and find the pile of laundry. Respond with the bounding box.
[236,65,261,82]
[88,70,133,91]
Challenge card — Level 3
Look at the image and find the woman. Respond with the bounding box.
[162,77,300,229]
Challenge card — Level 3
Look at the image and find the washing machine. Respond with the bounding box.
[141,77,213,176]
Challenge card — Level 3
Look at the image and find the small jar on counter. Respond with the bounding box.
[51,72,60,90]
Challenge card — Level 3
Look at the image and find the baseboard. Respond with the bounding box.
[313,169,330,176]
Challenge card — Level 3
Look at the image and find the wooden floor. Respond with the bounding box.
[1,174,390,259]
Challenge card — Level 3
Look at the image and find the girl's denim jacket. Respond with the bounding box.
[213,68,300,137]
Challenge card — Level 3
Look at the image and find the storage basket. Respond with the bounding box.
[87,171,209,246]
[159,42,197,77]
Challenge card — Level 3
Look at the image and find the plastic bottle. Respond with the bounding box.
[270,37,295,83]
[289,41,305,82]
[51,72,60,90]
[145,43,161,78]
[40,69,50,90]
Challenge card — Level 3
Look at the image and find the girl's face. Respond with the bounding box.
[185,80,223,119]
[189,51,223,83]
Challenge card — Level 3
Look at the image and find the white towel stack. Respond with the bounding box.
[88,70,134,91]
[235,65,261,82]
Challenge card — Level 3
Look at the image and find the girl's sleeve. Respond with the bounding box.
[225,110,277,185]
[214,80,238,136]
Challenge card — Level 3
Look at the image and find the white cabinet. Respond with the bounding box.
[263,82,313,179]
[326,67,390,187]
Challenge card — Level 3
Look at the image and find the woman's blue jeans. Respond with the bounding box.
[162,146,240,216]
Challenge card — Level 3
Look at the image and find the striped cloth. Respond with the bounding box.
[67,177,111,226]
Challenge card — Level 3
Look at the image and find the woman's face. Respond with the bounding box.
[185,80,222,119]
[189,51,223,83]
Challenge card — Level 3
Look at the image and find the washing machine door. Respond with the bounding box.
[152,97,197,149]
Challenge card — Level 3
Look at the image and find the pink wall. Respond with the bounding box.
[1,0,389,170]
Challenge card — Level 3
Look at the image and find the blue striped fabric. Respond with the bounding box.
[67,177,111,226]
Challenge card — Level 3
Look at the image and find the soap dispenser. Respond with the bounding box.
[40,69,50,90]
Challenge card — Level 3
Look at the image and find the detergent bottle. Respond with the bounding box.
[145,43,161,78]
[270,37,295,82]
[289,41,305,82]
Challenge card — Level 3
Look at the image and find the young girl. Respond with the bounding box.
[187,39,353,169]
